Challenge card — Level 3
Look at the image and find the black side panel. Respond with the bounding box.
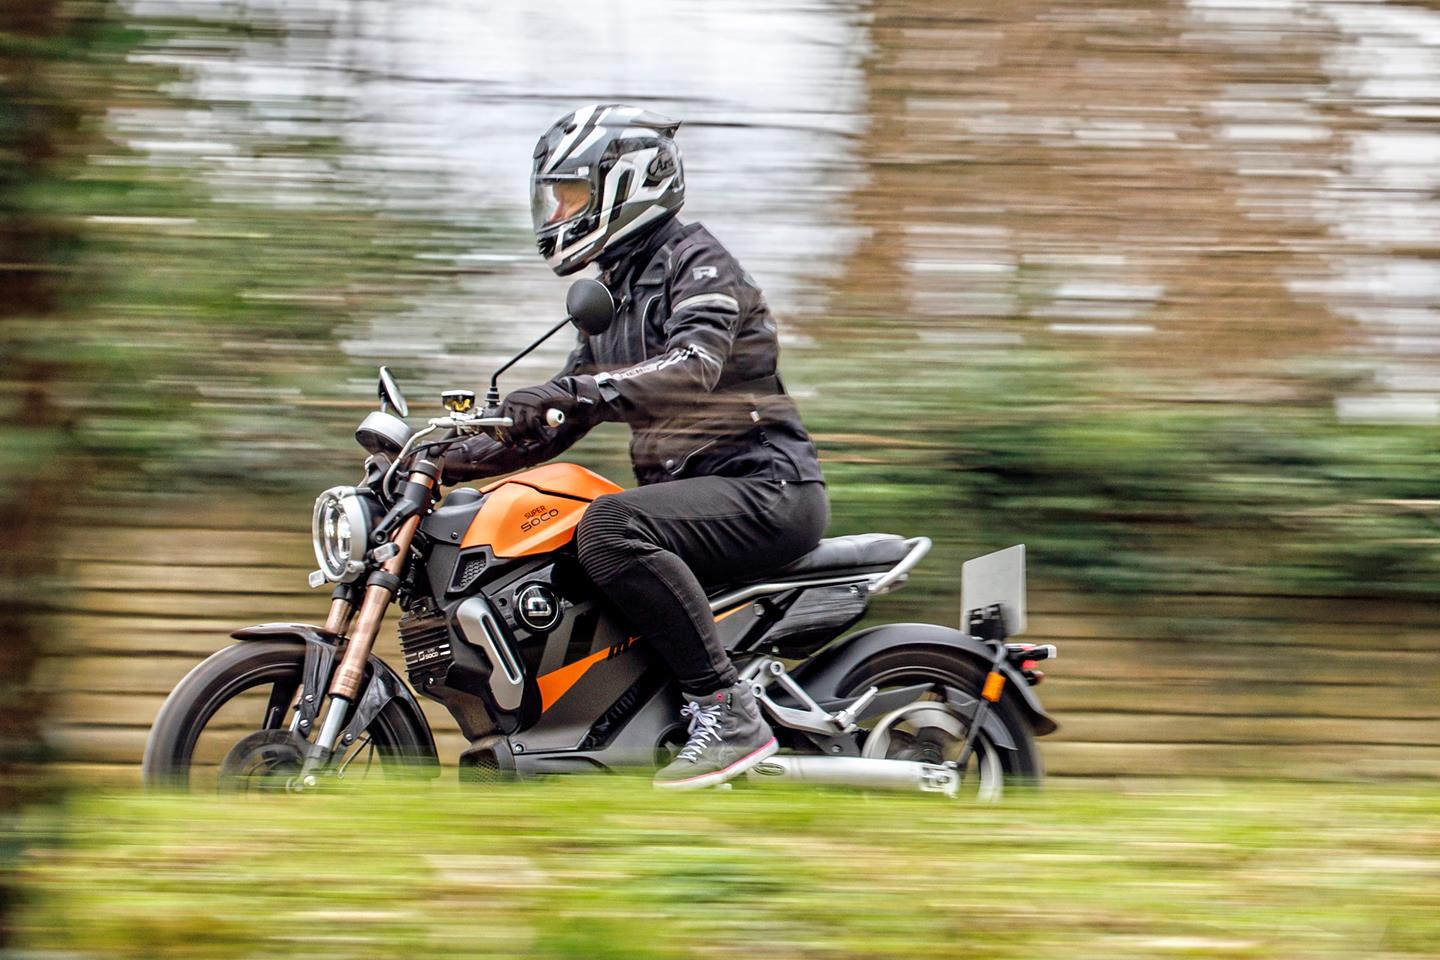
[420,496,486,544]
[514,676,682,774]
[419,497,486,596]
[788,622,1059,736]
[420,552,627,738]
[748,584,869,657]
[513,615,652,754]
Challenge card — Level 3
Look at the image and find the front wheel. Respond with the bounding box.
[837,647,1043,800]
[143,640,428,792]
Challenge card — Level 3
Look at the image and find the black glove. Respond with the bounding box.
[438,435,500,484]
[500,376,599,442]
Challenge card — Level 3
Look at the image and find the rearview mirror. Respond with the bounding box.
[378,366,409,418]
[566,278,615,336]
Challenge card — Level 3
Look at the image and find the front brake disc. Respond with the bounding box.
[218,729,306,794]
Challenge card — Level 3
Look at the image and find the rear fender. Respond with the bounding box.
[232,622,439,766]
[789,622,1059,737]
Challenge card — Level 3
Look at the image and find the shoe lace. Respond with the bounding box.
[676,701,725,762]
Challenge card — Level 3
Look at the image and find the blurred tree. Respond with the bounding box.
[0,0,124,942]
[0,0,481,940]
[803,0,1440,607]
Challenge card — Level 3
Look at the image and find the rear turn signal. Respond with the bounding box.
[1006,643,1056,663]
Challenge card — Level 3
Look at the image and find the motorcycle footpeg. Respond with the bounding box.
[832,685,879,730]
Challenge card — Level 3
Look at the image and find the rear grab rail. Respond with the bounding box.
[867,536,931,596]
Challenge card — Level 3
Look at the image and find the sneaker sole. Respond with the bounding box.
[652,737,779,791]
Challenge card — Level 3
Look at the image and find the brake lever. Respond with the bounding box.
[429,415,514,433]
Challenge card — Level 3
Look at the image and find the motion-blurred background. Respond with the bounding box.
[10,0,1436,785]
[6,0,1440,955]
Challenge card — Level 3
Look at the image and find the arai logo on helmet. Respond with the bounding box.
[646,151,676,180]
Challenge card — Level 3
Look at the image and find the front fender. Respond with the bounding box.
[232,622,439,766]
[790,622,1059,737]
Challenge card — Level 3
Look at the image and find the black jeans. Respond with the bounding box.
[574,477,828,695]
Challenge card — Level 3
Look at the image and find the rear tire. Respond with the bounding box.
[142,640,431,790]
[836,646,1043,789]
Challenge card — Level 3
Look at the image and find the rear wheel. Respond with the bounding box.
[142,640,430,792]
[837,647,1042,799]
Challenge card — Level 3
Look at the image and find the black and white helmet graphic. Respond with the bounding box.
[531,103,685,276]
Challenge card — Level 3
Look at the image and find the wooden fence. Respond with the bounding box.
[39,507,1440,782]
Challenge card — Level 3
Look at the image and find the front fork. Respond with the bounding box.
[294,467,434,787]
[324,595,355,637]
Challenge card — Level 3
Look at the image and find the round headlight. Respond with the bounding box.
[312,487,370,582]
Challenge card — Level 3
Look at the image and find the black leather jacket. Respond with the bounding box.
[444,217,824,487]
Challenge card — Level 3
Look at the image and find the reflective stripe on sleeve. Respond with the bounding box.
[672,292,740,313]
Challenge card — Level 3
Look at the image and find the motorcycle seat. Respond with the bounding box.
[766,533,911,580]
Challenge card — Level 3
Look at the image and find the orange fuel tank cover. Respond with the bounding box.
[465,463,623,558]
[479,462,622,501]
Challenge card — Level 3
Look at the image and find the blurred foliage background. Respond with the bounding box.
[5,0,1440,953]
[9,0,1440,592]
[2,0,1438,766]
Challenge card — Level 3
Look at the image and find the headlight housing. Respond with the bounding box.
[312,486,372,582]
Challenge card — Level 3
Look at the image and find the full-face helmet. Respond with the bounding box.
[531,103,685,275]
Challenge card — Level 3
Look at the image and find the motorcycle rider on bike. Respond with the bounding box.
[442,104,828,789]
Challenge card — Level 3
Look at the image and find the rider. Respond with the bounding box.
[443,104,827,789]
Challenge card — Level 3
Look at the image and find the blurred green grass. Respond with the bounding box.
[14,779,1440,958]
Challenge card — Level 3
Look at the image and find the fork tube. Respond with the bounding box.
[323,467,433,706]
[329,583,396,700]
[301,469,433,774]
[324,596,355,636]
[311,510,422,757]
[327,509,423,702]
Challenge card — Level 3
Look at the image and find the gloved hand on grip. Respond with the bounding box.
[500,375,599,442]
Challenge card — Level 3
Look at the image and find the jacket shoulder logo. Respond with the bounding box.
[692,266,718,281]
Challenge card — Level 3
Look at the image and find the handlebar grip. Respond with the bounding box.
[545,408,565,428]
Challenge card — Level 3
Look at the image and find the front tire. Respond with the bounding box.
[143,640,429,790]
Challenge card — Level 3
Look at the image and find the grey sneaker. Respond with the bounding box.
[654,680,778,790]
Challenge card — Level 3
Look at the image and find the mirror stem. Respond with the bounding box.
[486,315,574,405]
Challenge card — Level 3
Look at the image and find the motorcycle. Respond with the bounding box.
[143,278,1059,799]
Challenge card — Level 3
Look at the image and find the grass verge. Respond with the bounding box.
[12,777,1440,958]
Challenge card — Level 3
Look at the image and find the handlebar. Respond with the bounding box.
[425,410,562,430]
[381,408,565,498]
[382,415,512,495]
[436,416,512,429]
[426,411,563,429]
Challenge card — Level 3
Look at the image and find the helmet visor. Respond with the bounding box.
[531,177,593,232]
